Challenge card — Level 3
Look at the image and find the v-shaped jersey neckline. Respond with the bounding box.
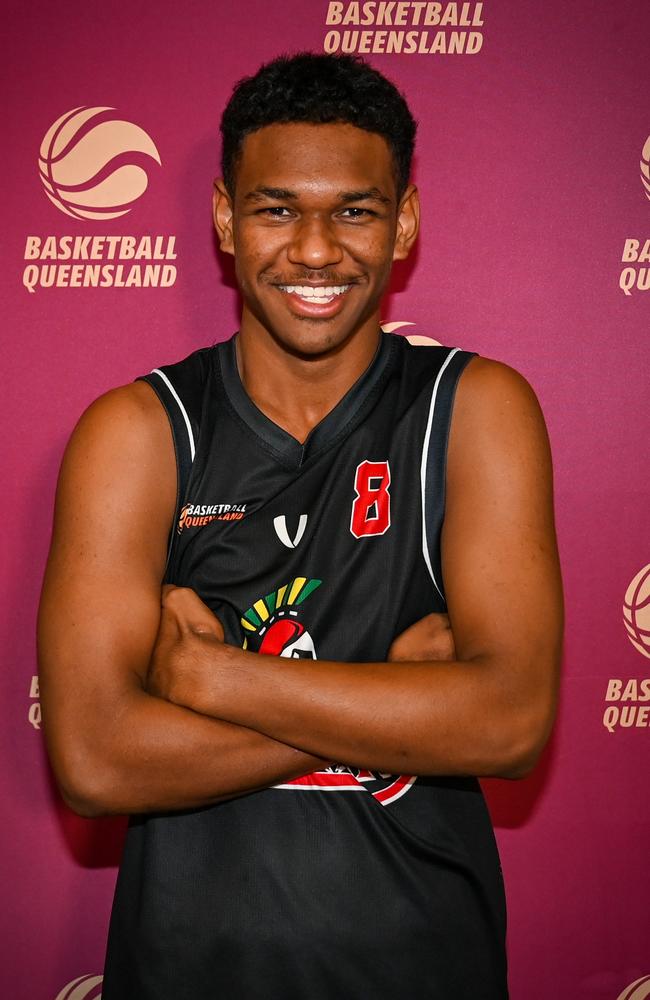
[216,331,398,469]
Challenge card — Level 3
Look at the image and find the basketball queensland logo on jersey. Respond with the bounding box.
[177,501,247,533]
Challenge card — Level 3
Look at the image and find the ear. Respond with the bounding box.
[393,184,420,261]
[213,179,235,255]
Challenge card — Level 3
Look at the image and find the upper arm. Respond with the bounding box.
[37,380,177,794]
[441,358,563,741]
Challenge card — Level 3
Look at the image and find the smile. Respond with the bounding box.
[278,284,350,304]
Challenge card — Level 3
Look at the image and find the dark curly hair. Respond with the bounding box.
[220,52,417,197]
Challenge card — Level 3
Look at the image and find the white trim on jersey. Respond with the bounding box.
[420,347,461,601]
[151,368,196,461]
[271,783,366,791]
[374,775,417,806]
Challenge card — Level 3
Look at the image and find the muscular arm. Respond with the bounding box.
[149,359,564,778]
[38,382,325,818]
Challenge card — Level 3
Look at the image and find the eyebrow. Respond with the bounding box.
[339,188,392,205]
[244,187,298,202]
[243,186,392,205]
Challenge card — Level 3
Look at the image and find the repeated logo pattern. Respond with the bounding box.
[624,564,650,660]
[641,136,650,202]
[39,106,161,220]
[617,975,650,1000]
[54,974,103,1000]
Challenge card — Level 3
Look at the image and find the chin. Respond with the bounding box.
[271,323,353,359]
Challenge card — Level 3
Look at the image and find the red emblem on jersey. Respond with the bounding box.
[350,460,391,538]
[275,767,417,806]
[259,619,316,659]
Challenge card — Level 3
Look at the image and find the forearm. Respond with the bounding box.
[45,686,326,817]
[175,643,557,779]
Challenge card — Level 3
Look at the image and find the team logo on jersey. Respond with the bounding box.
[240,576,322,656]
[274,766,417,806]
[177,501,247,533]
[273,514,308,549]
[240,574,416,805]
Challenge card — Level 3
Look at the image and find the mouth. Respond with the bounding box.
[277,283,351,305]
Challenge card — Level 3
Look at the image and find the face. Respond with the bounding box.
[214,122,419,358]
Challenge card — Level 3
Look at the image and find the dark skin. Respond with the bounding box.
[38,122,562,816]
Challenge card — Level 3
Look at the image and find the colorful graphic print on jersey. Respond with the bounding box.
[240,574,416,804]
[239,576,322,656]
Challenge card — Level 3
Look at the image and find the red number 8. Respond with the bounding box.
[350,460,391,538]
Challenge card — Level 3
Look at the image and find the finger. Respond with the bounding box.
[192,620,225,641]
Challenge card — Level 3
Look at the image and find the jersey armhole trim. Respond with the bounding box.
[421,348,476,606]
[150,368,196,460]
[136,369,196,578]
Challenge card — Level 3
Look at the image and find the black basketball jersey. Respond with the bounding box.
[102,332,508,999]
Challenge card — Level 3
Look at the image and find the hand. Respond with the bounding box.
[387,612,456,663]
[146,586,226,710]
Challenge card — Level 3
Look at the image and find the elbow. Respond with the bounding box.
[497,745,542,781]
[47,740,123,818]
[483,648,561,780]
[60,786,109,819]
[490,703,557,780]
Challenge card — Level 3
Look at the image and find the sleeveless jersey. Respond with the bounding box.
[102,332,508,999]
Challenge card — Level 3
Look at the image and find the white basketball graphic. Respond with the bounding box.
[381,321,441,346]
[39,106,161,220]
[54,974,103,1000]
[623,564,650,659]
[641,135,650,201]
[617,975,650,1000]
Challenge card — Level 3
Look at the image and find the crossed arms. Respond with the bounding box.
[38,357,563,817]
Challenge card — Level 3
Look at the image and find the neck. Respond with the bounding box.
[235,315,382,444]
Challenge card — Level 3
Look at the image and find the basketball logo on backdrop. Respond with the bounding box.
[618,136,650,295]
[23,106,176,293]
[39,107,161,220]
[322,2,485,56]
[641,136,650,202]
[381,320,441,346]
[27,675,41,731]
[602,565,650,734]
[54,974,103,1000]
[616,975,650,1000]
[623,563,650,659]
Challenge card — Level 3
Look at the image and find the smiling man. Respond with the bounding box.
[38,54,563,999]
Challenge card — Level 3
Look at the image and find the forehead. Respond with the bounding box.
[234,122,396,198]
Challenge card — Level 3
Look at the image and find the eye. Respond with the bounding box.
[260,206,294,218]
[339,207,377,220]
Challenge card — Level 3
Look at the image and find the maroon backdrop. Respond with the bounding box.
[2,1,649,997]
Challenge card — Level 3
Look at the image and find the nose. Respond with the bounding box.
[286,214,344,269]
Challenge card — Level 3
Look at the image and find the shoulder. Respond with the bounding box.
[453,356,548,435]
[68,380,171,458]
[58,381,176,523]
[448,356,553,492]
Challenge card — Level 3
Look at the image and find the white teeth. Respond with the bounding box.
[279,284,349,299]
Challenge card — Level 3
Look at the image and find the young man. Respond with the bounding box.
[39,54,563,998]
